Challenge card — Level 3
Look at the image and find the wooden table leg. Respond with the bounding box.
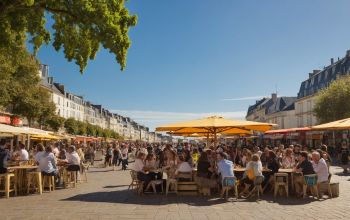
[37,172,42,195]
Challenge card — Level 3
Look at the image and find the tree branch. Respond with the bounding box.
[39,5,78,19]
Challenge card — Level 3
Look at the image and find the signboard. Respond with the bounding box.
[0,115,23,126]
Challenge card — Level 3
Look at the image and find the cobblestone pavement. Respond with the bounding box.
[1,163,350,220]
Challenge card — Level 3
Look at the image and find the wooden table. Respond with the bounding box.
[277,168,301,192]
[233,167,272,172]
[8,165,39,194]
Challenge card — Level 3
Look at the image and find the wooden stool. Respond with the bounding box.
[0,173,17,198]
[246,176,264,200]
[42,175,55,192]
[166,178,178,196]
[26,171,42,194]
[274,173,289,197]
[303,174,319,199]
[65,171,77,188]
[318,181,332,198]
[80,163,89,183]
[222,176,238,199]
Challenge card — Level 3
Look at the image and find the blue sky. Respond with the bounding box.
[36,0,350,130]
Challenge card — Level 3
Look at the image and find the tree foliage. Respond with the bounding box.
[0,35,57,126]
[45,115,65,132]
[314,75,350,123]
[63,117,120,139]
[64,118,79,134]
[0,0,137,72]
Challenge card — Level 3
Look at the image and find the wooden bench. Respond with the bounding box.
[177,181,198,195]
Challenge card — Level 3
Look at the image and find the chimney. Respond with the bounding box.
[331,58,334,65]
[271,93,277,102]
[347,50,350,57]
[313,70,320,74]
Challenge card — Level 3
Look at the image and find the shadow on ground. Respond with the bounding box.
[62,188,322,206]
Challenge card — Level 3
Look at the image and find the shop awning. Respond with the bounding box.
[264,127,311,135]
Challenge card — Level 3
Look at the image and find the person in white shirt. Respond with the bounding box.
[18,143,29,161]
[38,146,58,176]
[312,151,329,183]
[52,144,60,157]
[175,156,193,181]
[133,152,152,188]
[35,144,45,164]
[64,146,81,171]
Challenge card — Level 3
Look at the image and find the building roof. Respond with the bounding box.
[297,50,350,99]
[246,95,296,117]
[266,97,297,114]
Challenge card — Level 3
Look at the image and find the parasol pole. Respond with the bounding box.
[214,127,217,149]
[206,133,209,149]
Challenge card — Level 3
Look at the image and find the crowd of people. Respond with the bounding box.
[2,137,348,198]
[0,139,98,186]
[130,141,344,198]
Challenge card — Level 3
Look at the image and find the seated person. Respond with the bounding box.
[293,151,315,196]
[240,154,263,196]
[64,146,81,171]
[196,152,217,191]
[182,150,194,167]
[145,153,161,180]
[263,150,280,188]
[175,155,193,181]
[145,153,158,170]
[0,139,10,174]
[37,146,58,177]
[17,143,29,161]
[281,148,295,169]
[216,152,235,197]
[311,151,329,183]
[133,152,153,190]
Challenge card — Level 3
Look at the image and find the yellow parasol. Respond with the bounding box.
[156,116,274,147]
[311,118,350,130]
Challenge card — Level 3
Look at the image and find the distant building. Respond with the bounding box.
[295,50,350,127]
[246,93,297,129]
[36,64,156,139]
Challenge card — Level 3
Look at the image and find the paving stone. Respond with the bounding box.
[0,164,349,220]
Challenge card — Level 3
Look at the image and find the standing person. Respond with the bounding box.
[0,139,10,174]
[120,145,129,170]
[105,145,113,167]
[340,142,349,174]
[112,146,121,170]
[88,143,95,165]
